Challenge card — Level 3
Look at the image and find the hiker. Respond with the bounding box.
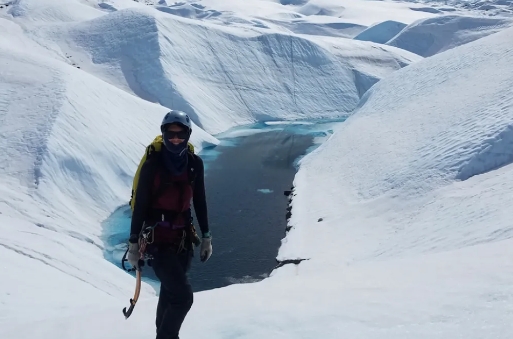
[127,110,212,339]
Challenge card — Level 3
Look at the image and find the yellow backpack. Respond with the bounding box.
[129,135,195,212]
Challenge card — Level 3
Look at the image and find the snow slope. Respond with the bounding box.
[2,0,513,338]
[113,0,441,39]
[402,0,513,17]
[282,23,513,289]
[353,20,408,44]
[26,7,421,134]
[387,14,513,56]
[154,0,440,25]
[0,15,219,319]
[273,24,513,337]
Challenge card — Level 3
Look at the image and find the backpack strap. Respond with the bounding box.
[186,151,197,187]
[129,144,159,209]
[146,144,158,159]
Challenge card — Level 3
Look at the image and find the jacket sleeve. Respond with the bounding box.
[130,159,155,242]
[192,156,210,235]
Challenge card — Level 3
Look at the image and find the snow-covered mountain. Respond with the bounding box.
[1,0,513,338]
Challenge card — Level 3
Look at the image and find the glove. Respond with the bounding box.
[200,235,212,263]
[127,242,141,270]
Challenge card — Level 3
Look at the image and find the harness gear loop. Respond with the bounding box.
[177,229,187,253]
[139,223,157,258]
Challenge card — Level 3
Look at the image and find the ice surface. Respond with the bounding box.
[2,0,513,338]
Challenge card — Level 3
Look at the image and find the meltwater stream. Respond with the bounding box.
[102,120,339,292]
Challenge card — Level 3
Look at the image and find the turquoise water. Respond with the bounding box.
[102,119,342,292]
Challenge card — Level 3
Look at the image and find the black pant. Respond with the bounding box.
[151,246,194,339]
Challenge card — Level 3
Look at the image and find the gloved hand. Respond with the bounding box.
[127,242,141,270]
[200,235,212,263]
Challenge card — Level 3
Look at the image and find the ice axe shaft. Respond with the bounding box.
[123,269,141,319]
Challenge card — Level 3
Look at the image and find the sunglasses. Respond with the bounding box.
[164,130,189,140]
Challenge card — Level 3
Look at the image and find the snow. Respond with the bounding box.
[281,24,513,261]
[11,3,422,135]
[386,14,513,56]
[2,0,513,338]
[353,20,408,44]
[292,0,440,25]
[401,0,513,17]
[154,0,439,25]
[6,0,103,22]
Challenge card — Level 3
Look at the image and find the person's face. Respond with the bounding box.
[165,124,188,145]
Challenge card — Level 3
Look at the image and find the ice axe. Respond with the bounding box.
[121,224,155,319]
[122,264,142,319]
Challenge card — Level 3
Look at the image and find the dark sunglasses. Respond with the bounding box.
[164,130,189,140]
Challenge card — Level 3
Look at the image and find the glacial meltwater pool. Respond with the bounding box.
[102,120,341,292]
